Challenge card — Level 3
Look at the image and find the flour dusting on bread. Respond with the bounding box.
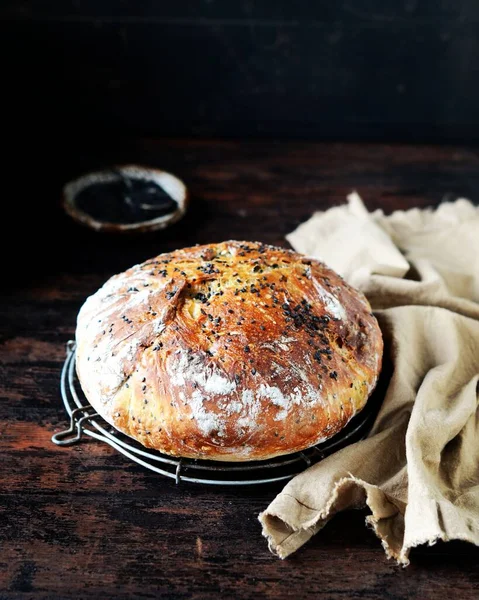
[75,240,383,461]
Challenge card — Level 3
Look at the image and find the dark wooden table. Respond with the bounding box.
[2,139,479,599]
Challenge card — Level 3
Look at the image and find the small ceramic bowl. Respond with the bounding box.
[62,164,188,233]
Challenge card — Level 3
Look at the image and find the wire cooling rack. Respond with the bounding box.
[52,341,378,486]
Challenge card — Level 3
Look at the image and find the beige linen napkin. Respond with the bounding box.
[258,192,479,565]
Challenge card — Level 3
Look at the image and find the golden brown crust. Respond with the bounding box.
[75,241,383,461]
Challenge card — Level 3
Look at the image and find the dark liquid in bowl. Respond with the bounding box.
[75,175,178,224]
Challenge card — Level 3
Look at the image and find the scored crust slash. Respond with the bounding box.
[75,240,383,461]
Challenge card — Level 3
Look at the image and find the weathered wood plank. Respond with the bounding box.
[1,139,478,599]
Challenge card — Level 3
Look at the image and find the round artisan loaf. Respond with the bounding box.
[75,240,383,461]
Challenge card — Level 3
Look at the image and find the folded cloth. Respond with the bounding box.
[258,192,479,565]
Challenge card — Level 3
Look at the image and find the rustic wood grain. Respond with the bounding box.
[5,3,479,144]
[1,139,479,599]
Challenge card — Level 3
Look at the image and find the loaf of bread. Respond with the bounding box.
[75,241,383,461]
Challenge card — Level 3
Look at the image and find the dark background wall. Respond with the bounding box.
[4,0,479,143]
